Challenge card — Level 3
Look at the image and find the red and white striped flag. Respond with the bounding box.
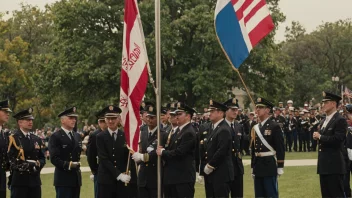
[345,86,352,98]
[120,0,149,152]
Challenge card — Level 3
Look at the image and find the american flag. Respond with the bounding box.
[120,0,149,152]
[215,0,274,69]
[345,86,352,98]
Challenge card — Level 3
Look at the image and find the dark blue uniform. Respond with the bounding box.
[49,129,82,198]
[0,129,9,198]
[8,130,46,198]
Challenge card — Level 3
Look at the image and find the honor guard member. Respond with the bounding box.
[223,98,244,198]
[313,92,347,198]
[48,107,82,198]
[309,107,320,151]
[86,108,107,198]
[0,100,11,198]
[271,107,286,133]
[251,97,285,198]
[8,108,46,198]
[96,105,137,198]
[344,104,352,197]
[131,103,168,198]
[161,106,172,133]
[156,102,197,198]
[300,110,310,152]
[203,100,233,198]
[198,108,212,177]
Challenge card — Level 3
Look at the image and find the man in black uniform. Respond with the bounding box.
[300,110,310,152]
[203,100,233,198]
[49,107,82,198]
[251,97,285,198]
[313,92,347,197]
[131,104,168,198]
[198,110,212,178]
[0,100,11,198]
[8,108,46,198]
[156,102,197,198]
[286,113,296,152]
[87,108,107,198]
[309,107,320,151]
[223,98,244,198]
[96,105,137,198]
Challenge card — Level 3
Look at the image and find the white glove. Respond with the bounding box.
[203,165,213,175]
[132,152,144,163]
[147,146,154,153]
[251,168,255,179]
[117,173,131,183]
[90,174,94,181]
[348,148,352,161]
[277,168,284,176]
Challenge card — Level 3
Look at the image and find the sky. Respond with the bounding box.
[1,0,352,42]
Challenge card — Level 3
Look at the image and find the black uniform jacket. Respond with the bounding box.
[137,127,167,188]
[198,122,212,176]
[317,112,347,175]
[8,130,45,187]
[251,118,285,177]
[231,121,244,176]
[0,129,10,191]
[86,128,102,175]
[162,122,197,185]
[205,120,234,184]
[49,129,82,187]
[96,129,137,185]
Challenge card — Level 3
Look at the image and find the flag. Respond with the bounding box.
[345,86,352,98]
[120,0,149,152]
[215,0,274,69]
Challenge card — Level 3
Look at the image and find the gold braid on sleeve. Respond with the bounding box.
[250,128,256,148]
[7,135,25,161]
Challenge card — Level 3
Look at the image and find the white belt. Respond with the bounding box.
[255,151,276,157]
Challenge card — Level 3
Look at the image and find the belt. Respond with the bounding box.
[255,151,276,157]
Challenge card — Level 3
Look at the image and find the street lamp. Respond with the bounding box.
[332,76,340,94]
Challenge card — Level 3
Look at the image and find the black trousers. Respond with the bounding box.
[285,132,293,151]
[242,138,250,155]
[344,162,352,197]
[298,133,308,151]
[11,186,41,198]
[320,174,345,198]
[164,183,195,198]
[99,182,137,198]
[229,175,243,198]
[0,169,6,198]
[55,186,80,198]
[138,186,157,198]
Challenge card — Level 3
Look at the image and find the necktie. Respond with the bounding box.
[149,132,152,138]
[68,132,74,143]
[259,123,263,129]
[112,132,117,141]
[26,134,30,140]
[231,123,234,129]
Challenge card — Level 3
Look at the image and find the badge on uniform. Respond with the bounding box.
[62,144,67,148]
[203,131,207,134]
[35,142,40,149]
[264,130,272,135]
[200,140,204,145]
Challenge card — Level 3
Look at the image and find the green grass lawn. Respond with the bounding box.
[6,165,339,198]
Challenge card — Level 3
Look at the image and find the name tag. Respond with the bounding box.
[264,130,272,135]
[62,145,67,148]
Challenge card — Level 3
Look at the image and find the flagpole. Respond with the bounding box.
[155,0,162,197]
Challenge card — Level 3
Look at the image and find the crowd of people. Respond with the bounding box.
[0,90,351,198]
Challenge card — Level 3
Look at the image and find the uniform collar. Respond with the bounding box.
[213,118,224,129]
[179,122,190,131]
[108,128,118,136]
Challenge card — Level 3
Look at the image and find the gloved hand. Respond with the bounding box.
[90,174,94,181]
[348,148,352,161]
[70,162,80,169]
[277,168,284,177]
[117,173,131,183]
[147,146,154,153]
[132,152,144,163]
[203,164,213,175]
[251,168,255,179]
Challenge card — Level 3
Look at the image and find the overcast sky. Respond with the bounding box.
[1,0,351,42]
